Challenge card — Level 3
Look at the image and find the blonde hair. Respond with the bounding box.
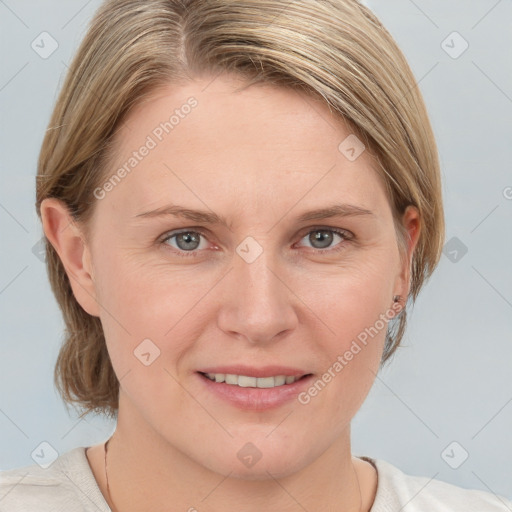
[36,0,445,419]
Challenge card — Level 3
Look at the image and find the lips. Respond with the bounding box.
[196,369,315,410]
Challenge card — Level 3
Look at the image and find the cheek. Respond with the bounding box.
[93,240,176,321]
[91,244,215,368]
[300,252,395,411]
[309,249,396,342]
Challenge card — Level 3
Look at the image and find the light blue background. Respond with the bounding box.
[1,0,511,501]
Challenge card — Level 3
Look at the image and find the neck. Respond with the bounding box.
[104,393,371,512]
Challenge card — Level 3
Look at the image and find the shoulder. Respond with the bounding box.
[359,456,512,512]
[0,446,110,512]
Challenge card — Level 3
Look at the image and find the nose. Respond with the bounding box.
[216,246,298,345]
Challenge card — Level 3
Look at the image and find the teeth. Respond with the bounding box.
[274,375,286,386]
[204,373,302,388]
[239,375,257,387]
[225,374,238,385]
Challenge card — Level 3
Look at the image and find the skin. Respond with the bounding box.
[42,74,420,512]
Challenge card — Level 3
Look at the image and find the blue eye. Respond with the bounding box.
[297,228,350,252]
[161,230,209,256]
[160,227,352,258]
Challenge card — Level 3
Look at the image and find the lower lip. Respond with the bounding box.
[197,372,314,410]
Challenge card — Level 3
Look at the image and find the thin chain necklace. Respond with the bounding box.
[104,438,363,512]
[104,438,118,512]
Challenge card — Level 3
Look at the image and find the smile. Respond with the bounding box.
[201,372,305,388]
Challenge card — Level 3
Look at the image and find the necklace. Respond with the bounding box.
[104,438,362,512]
[104,438,117,512]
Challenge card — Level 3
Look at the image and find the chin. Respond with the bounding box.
[195,436,314,481]
[208,455,307,481]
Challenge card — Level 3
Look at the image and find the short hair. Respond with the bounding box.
[35,0,445,419]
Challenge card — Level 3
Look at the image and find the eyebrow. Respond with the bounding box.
[134,203,374,228]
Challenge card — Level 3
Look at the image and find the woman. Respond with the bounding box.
[1,0,510,510]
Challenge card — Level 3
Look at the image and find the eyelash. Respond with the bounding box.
[159,226,353,258]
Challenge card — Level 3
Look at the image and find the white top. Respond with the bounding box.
[0,447,510,511]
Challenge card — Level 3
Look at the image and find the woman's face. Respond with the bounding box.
[72,74,418,478]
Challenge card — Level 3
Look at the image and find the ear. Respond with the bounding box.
[40,198,100,317]
[394,205,421,302]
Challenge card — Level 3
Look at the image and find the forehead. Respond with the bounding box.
[96,74,390,223]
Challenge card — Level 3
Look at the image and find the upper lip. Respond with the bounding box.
[197,365,311,378]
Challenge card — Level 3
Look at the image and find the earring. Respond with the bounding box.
[393,295,402,303]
